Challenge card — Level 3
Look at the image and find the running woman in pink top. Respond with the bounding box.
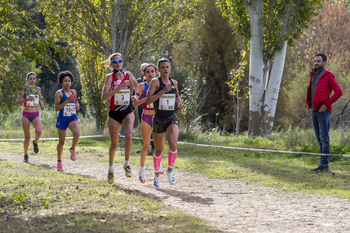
[15,72,45,163]
[102,53,139,184]
[133,64,164,183]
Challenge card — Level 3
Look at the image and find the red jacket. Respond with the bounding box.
[306,70,342,112]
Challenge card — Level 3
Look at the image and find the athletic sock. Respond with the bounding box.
[109,165,114,172]
[124,160,129,166]
[153,154,162,172]
[168,150,177,168]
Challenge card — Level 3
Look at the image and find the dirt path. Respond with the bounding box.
[1,151,350,233]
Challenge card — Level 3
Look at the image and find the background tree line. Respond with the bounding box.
[0,0,349,136]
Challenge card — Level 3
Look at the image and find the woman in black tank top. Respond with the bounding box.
[146,58,184,189]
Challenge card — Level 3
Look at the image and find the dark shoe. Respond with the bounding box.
[148,148,155,156]
[33,141,39,154]
[311,165,322,172]
[316,166,330,173]
[136,150,141,154]
[23,155,29,163]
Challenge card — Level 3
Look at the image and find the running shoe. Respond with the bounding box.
[139,169,146,183]
[23,155,29,163]
[167,171,176,185]
[33,141,39,154]
[159,164,165,175]
[123,164,132,178]
[107,171,114,184]
[154,176,160,189]
[69,148,76,161]
[57,161,63,171]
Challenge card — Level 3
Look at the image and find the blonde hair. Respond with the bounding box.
[104,53,123,67]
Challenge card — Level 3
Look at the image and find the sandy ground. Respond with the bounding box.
[1,151,350,233]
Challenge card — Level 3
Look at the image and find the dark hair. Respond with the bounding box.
[315,53,327,62]
[26,72,36,79]
[157,58,170,68]
[143,63,157,73]
[58,70,74,84]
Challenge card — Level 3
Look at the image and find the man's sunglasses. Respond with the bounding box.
[112,59,123,64]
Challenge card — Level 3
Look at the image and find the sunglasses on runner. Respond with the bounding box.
[112,59,123,64]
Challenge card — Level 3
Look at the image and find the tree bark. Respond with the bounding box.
[262,40,288,135]
[244,0,265,136]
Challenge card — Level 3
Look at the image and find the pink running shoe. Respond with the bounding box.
[69,148,76,161]
[57,161,63,171]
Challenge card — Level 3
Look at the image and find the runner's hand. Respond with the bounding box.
[67,95,74,102]
[177,101,184,110]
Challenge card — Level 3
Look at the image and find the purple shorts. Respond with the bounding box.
[22,111,40,122]
[141,113,153,128]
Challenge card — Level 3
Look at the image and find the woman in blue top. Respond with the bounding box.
[54,70,80,171]
[146,58,184,189]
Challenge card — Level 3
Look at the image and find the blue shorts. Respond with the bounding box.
[56,114,78,130]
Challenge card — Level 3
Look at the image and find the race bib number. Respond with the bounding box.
[114,89,130,106]
[63,103,76,116]
[26,94,39,107]
[147,102,154,108]
[159,94,175,110]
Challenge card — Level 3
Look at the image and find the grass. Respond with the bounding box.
[0,161,218,233]
[2,110,350,230]
[1,131,350,201]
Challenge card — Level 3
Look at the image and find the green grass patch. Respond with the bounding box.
[0,161,218,233]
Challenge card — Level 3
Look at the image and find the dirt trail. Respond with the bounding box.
[1,151,350,233]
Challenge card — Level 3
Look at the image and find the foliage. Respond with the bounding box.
[0,0,68,112]
[39,0,200,131]
[217,0,325,136]
[24,85,45,104]
[290,0,350,71]
[226,50,249,136]
[278,0,350,129]
[198,0,241,132]
[217,0,324,60]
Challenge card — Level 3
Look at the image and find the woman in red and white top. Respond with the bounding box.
[102,53,139,184]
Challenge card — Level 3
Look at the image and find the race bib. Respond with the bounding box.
[159,93,175,110]
[26,94,39,107]
[114,89,130,106]
[63,103,76,116]
[147,103,154,108]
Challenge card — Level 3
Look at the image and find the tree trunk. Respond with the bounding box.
[244,0,265,136]
[111,0,118,53]
[262,40,287,135]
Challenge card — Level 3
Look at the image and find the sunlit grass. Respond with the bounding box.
[0,161,218,233]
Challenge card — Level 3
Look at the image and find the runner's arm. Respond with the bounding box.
[146,78,161,105]
[15,90,25,105]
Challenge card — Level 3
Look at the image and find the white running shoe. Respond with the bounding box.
[159,164,164,175]
[167,171,176,185]
[154,176,160,189]
[139,169,146,183]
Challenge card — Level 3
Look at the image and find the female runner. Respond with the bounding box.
[102,53,139,184]
[146,58,183,189]
[133,64,164,183]
[15,72,45,163]
[55,70,80,171]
